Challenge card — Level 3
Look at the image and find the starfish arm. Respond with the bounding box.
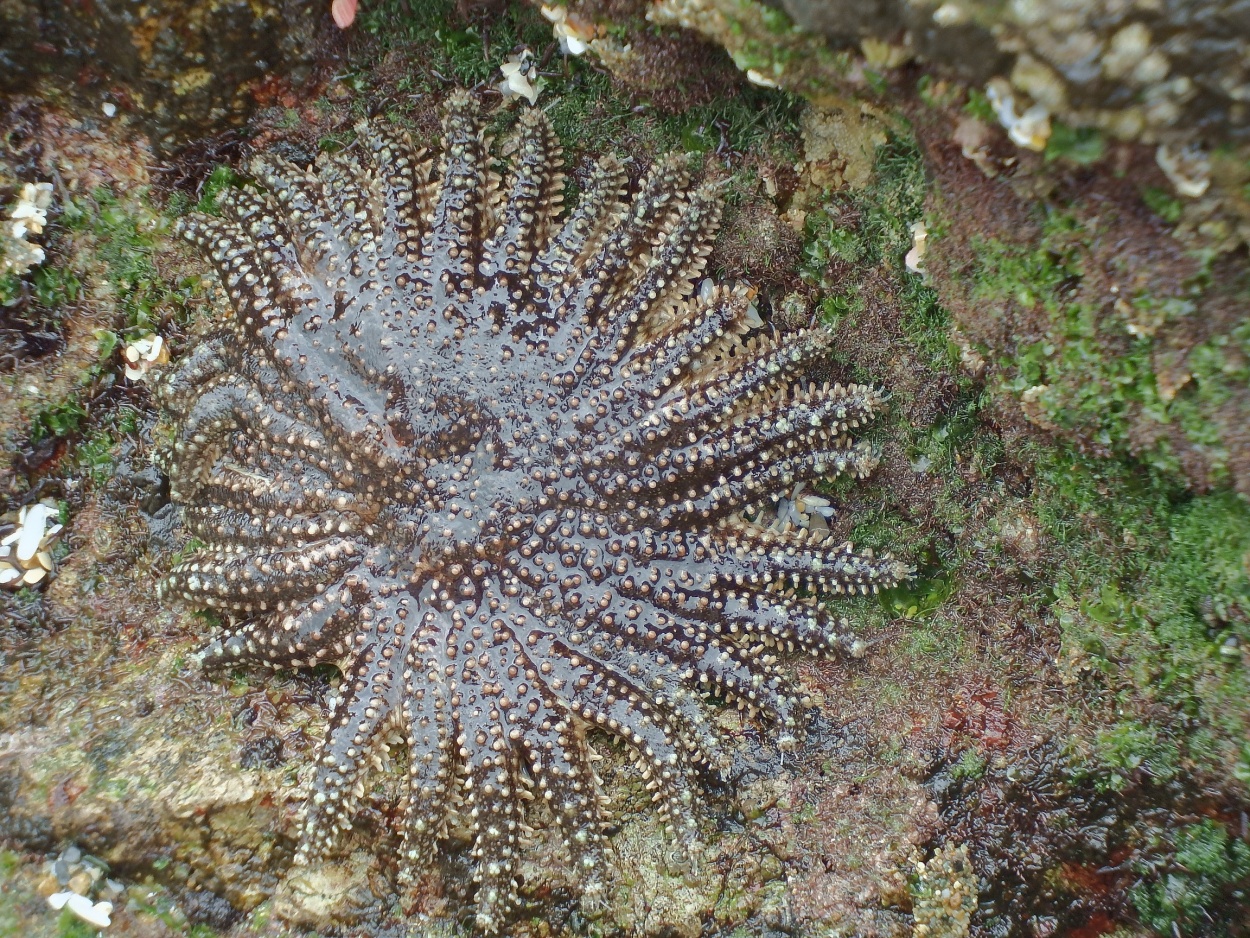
[357,122,434,263]
[623,284,752,390]
[634,440,876,526]
[542,590,728,771]
[662,328,835,425]
[559,157,693,345]
[247,154,346,271]
[514,687,609,879]
[177,211,401,458]
[482,109,565,277]
[418,91,493,318]
[591,182,724,367]
[714,589,866,659]
[197,582,362,670]
[150,330,234,416]
[661,382,886,470]
[398,619,457,857]
[455,638,534,933]
[537,153,626,278]
[709,527,912,595]
[297,637,403,859]
[523,628,702,856]
[162,539,363,613]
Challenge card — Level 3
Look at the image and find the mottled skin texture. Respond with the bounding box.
[155,92,908,931]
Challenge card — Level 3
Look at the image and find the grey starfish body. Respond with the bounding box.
[155,91,907,931]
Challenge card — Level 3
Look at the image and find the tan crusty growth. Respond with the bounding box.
[155,90,907,932]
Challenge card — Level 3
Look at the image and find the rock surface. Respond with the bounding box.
[2,0,1249,936]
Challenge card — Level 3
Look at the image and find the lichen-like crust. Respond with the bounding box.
[155,91,908,931]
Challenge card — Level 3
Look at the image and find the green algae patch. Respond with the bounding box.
[600,815,785,938]
[1131,819,1250,937]
[959,209,1238,482]
[2,175,202,490]
[1031,445,1250,788]
[919,95,1250,496]
[789,121,1250,928]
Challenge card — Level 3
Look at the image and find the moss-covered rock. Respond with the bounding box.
[2,1,1249,936]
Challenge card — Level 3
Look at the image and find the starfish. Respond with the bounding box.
[155,91,907,931]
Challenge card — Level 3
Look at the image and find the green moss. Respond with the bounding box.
[197,165,241,214]
[29,265,81,309]
[880,569,956,622]
[246,902,272,932]
[964,207,1246,480]
[844,119,1250,792]
[1044,122,1105,165]
[656,87,800,156]
[691,0,851,87]
[358,0,551,89]
[958,191,1249,490]
[802,133,947,368]
[72,433,109,484]
[129,881,192,932]
[800,132,990,643]
[30,398,88,443]
[55,910,99,938]
[950,748,987,781]
[64,187,200,339]
[1131,819,1250,936]
[757,4,792,34]
[355,0,805,174]
[0,850,18,881]
[805,130,950,365]
[808,135,928,270]
[792,108,1246,810]
[0,270,21,306]
[963,87,995,124]
[1093,721,1181,792]
[1142,185,1183,224]
[900,616,966,667]
[16,186,208,451]
[1032,442,1250,786]
[916,74,962,110]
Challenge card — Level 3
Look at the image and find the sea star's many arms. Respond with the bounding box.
[155,91,908,931]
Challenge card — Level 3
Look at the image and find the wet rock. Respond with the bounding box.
[801,105,888,192]
[581,808,786,938]
[179,889,241,930]
[921,741,1250,937]
[238,735,284,770]
[778,0,1250,146]
[0,0,325,151]
[271,854,378,928]
[780,0,1009,82]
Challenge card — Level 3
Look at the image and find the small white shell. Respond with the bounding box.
[16,503,56,562]
[48,891,113,928]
